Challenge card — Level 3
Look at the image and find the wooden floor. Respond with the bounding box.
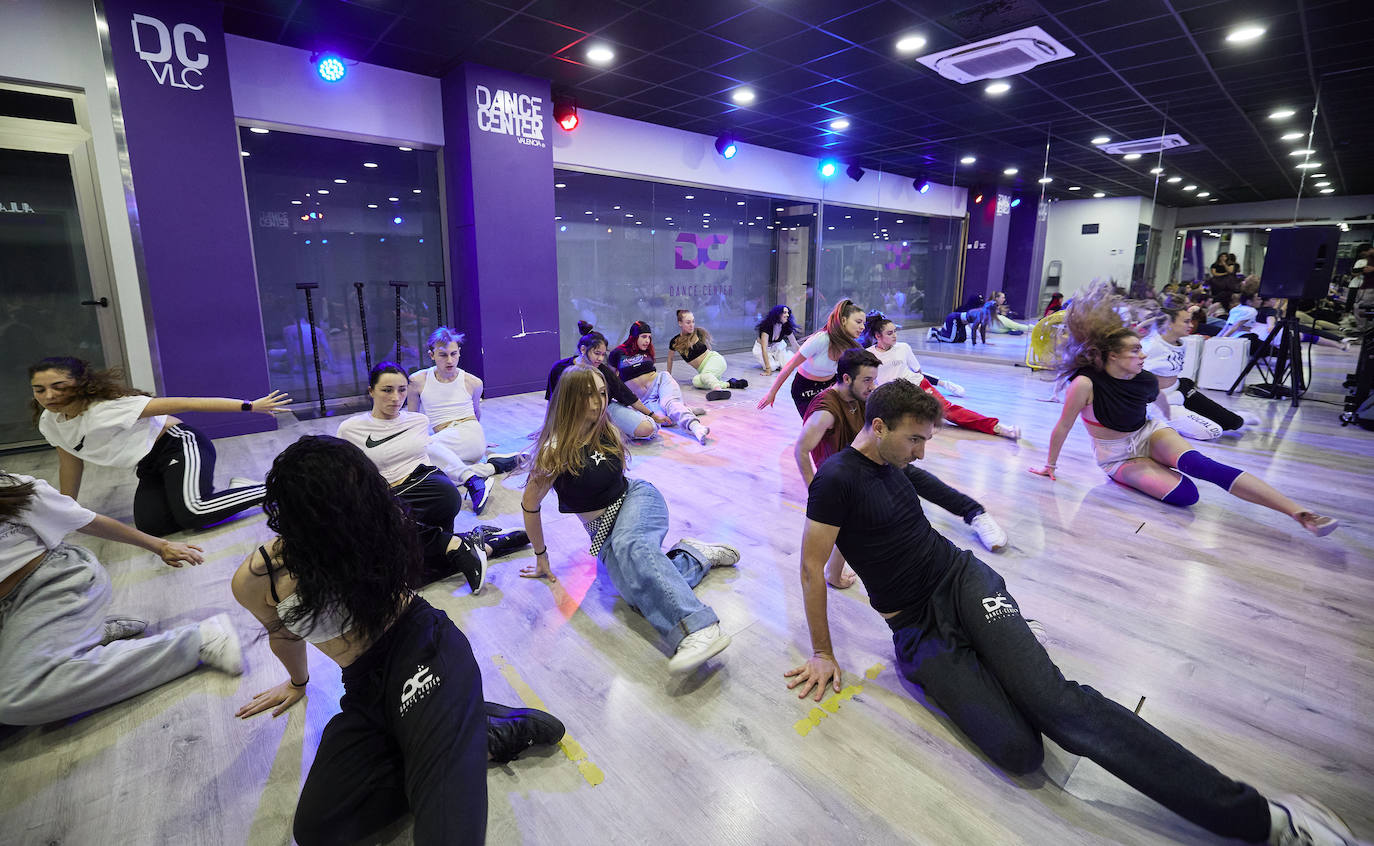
[3,329,1372,846]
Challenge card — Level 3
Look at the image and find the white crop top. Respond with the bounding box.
[867,342,924,386]
[38,396,168,468]
[1143,333,1186,380]
[798,332,840,378]
[417,367,476,425]
[258,545,350,643]
[336,410,432,485]
[0,475,96,581]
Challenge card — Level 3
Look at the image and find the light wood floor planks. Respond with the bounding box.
[2,328,1371,845]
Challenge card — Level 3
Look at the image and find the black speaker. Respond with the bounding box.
[1259,226,1341,299]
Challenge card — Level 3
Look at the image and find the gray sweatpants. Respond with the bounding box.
[0,543,202,725]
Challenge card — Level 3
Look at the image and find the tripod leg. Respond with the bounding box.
[1226,323,1283,395]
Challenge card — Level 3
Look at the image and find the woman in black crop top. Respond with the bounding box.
[520,366,741,674]
[1031,285,1337,536]
[608,321,713,441]
[666,309,747,395]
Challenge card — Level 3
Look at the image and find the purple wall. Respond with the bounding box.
[963,187,1008,303]
[1000,195,1042,320]
[440,64,559,397]
[105,0,272,437]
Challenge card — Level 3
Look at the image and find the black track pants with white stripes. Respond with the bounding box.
[132,424,264,536]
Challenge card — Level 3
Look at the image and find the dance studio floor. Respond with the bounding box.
[3,329,1371,845]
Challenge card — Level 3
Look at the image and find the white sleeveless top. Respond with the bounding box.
[418,367,475,425]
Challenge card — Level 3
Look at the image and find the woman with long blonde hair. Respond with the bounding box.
[757,299,865,416]
[666,309,748,394]
[1030,284,1338,536]
[520,366,739,675]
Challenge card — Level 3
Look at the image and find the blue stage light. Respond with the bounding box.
[919,182,931,194]
[819,159,838,178]
[392,216,403,224]
[316,54,346,83]
[715,134,738,159]
[1010,198,1021,207]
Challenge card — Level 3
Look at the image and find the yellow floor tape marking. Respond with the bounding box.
[492,655,605,786]
[793,664,884,737]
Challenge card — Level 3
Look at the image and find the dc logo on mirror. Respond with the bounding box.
[131,14,208,91]
[675,233,730,270]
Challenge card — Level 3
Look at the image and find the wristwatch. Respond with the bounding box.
[241,401,253,412]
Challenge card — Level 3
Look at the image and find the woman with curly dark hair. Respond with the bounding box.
[757,298,865,416]
[231,435,564,846]
[1029,285,1338,536]
[752,304,802,374]
[27,356,290,535]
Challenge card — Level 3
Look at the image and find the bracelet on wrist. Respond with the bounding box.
[290,676,309,688]
[533,548,548,557]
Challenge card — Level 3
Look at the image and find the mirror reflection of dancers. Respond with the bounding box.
[607,322,711,443]
[231,436,564,846]
[0,472,242,726]
[1142,308,1255,440]
[988,291,1033,334]
[865,314,1020,440]
[753,305,803,374]
[1029,286,1338,537]
[787,381,1360,846]
[929,294,993,345]
[666,310,747,395]
[547,322,671,441]
[28,356,290,536]
[336,363,530,595]
[520,367,737,675]
[757,299,865,416]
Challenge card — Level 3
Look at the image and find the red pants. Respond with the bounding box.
[920,378,999,435]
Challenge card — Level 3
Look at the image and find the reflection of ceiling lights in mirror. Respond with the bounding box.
[363,162,377,168]
[1068,186,1081,191]
[1197,191,1211,197]
[1038,177,1052,184]
[1315,181,1331,187]
[334,178,347,184]
[1167,176,1182,183]
[1289,149,1315,156]
[960,155,976,164]
[398,146,412,151]
[1225,25,1265,43]
[1320,188,1334,194]
[1268,109,1295,119]
[1280,132,1304,141]
[1295,162,1322,169]
[1150,167,1164,175]
[1183,184,1197,191]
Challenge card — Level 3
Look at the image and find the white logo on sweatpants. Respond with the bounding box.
[982,593,1019,622]
[399,664,441,714]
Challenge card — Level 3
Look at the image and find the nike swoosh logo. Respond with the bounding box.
[365,431,406,448]
[74,436,85,452]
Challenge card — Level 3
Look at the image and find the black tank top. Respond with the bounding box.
[553,445,629,513]
[1076,367,1159,432]
[677,337,707,360]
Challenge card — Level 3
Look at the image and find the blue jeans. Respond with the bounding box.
[605,401,657,440]
[598,479,717,650]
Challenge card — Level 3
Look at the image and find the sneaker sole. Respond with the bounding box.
[468,546,489,593]
[485,702,566,745]
[1272,795,1356,840]
[668,631,731,675]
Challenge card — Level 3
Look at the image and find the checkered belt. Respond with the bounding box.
[583,489,627,557]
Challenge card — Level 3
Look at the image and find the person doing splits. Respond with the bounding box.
[753,305,803,374]
[547,322,672,442]
[408,328,520,514]
[666,310,747,395]
[0,472,242,725]
[520,366,738,675]
[231,436,565,846]
[758,299,865,416]
[28,356,290,536]
[1030,286,1337,536]
[786,381,1359,846]
[337,363,530,594]
[607,322,711,443]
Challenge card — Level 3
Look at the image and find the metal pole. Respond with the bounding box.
[296,282,328,418]
[354,282,372,371]
[428,280,445,327]
[389,281,408,365]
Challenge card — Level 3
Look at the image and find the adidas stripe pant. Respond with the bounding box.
[132,424,264,536]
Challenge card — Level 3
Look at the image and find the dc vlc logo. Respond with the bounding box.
[131,14,208,91]
[982,594,1014,613]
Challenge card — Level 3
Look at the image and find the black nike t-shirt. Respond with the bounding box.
[806,446,961,614]
[336,410,431,485]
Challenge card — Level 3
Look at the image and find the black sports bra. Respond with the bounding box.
[1076,368,1159,432]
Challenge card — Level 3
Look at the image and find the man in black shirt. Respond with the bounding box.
[786,379,1356,846]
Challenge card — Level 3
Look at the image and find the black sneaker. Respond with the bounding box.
[488,452,521,474]
[486,702,566,763]
[705,389,731,401]
[727,378,749,389]
[465,476,489,515]
[445,538,488,593]
[464,526,530,558]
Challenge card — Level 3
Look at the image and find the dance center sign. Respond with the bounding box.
[129,13,210,91]
[473,85,545,148]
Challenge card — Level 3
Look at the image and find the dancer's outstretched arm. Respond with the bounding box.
[784,519,843,701]
[1030,376,1090,480]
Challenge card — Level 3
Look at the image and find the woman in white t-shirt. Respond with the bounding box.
[1142,308,1251,440]
[757,299,866,416]
[335,362,527,594]
[0,472,242,725]
[28,356,290,536]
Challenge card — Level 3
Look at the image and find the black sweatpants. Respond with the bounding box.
[394,466,463,582]
[902,465,984,522]
[1176,377,1243,431]
[890,553,1270,842]
[293,597,487,845]
[131,424,264,536]
[791,373,837,417]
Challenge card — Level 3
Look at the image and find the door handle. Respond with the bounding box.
[81,297,109,307]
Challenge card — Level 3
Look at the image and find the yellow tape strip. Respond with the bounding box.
[492,655,605,786]
[793,663,885,737]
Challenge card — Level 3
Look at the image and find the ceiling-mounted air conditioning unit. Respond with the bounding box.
[916,26,1074,84]
[1100,135,1191,155]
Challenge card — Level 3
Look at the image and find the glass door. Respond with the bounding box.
[0,84,123,449]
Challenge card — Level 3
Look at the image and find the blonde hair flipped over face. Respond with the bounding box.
[530,365,627,482]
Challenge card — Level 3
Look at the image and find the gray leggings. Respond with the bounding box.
[0,544,201,725]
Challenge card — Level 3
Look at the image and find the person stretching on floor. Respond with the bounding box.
[786,379,1361,846]
[988,291,1033,334]
[232,436,564,846]
[1030,285,1338,536]
[547,322,672,442]
[520,366,738,675]
[757,299,865,416]
[1142,307,1257,440]
[0,471,241,725]
[753,305,803,374]
[666,310,747,395]
[607,322,711,442]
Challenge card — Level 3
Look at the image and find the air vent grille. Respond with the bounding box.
[1100,135,1190,155]
[916,26,1074,84]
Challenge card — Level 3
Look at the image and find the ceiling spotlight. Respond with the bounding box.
[334,178,347,184]
[1010,198,1021,207]
[249,127,269,134]
[1315,181,1331,187]
[985,80,1011,95]
[1197,191,1211,197]
[714,133,738,159]
[1123,153,1142,161]
[731,87,756,105]
[363,162,378,168]
[916,180,932,194]
[367,203,377,208]
[1091,135,1111,145]
[291,200,302,205]
[895,34,927,53]
[1038,177,1053,184]
[1167,176,1182,183]
[398,146,412,151]
[1268,108,1295,119]
[240,151,249,157]
[846,163,865,182]
[1003,167,1018,176]
[1280,132,1304,141]
[553,95,579,131]
[1092,192,1106,198]
[313,52,347,83]
[1068,186,1081,191]
[1226,24,1266,43]
[316,189,330,194]
[1183,184,1197,191]
[974,194,984,204]
[960,155,976,164]
[585,44,615,64]
[1311,172,1326,177]
[1296,162,1322,169]
[829,118,850,131]
[819,159,838,178]
[1289,149,1316,156]
[1320,188,1334,194]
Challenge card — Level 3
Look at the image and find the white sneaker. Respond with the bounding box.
[1268,795,1358,846]
[673,538,740,568]
[690,407,708,416]
[198,613,244,675]
[229,476,261,489]
[970,513,1008,552]
[100,616,148,646]
[688,420,709,445]
[1242,412,1261,427]
[668,623,731,675]
[994,423,1021,440]
[939,380,966,397]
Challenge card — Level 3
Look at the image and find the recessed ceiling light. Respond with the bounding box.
[291,200,302,205]
[398,146,412,152]
[1183,184,1197,191]
[1225,24,1266,43]
[1150,167,1164,175]
[1038,177,1053,184]
[1289,149,1316,156]
[1320,188,1334,194]
[363,162,378,168]
[1092,192,1106,198]
[1296,162,1322,169]
[586,45,615,64]
[736,201,745,205]
[685,194,695,199]
[1315,181,1331,187]
[1003,167,1018,175]
[985,80,1011,95]
[334,178,347,184]
[367,203,378,208]
[731,88,756,105]
[1280,132,1304,141]
[1268,108,1295,120]
[895,34,927,53]
[1167,176,1182,183]
[1209,198,1218,202]
[388,197,399,201]
[1123,153,1141,161]
[240,151,249,156]
[1197,191,1211,197]
[1311,172,1326,177]
[412,188,421,193]
[1068,186,1081,191]
[249,127,269,134]
[555,182,566,188]
[960,155,977,164]
[1091,135,1111,145]
[829,118,850,130]
[316,188,329,194]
